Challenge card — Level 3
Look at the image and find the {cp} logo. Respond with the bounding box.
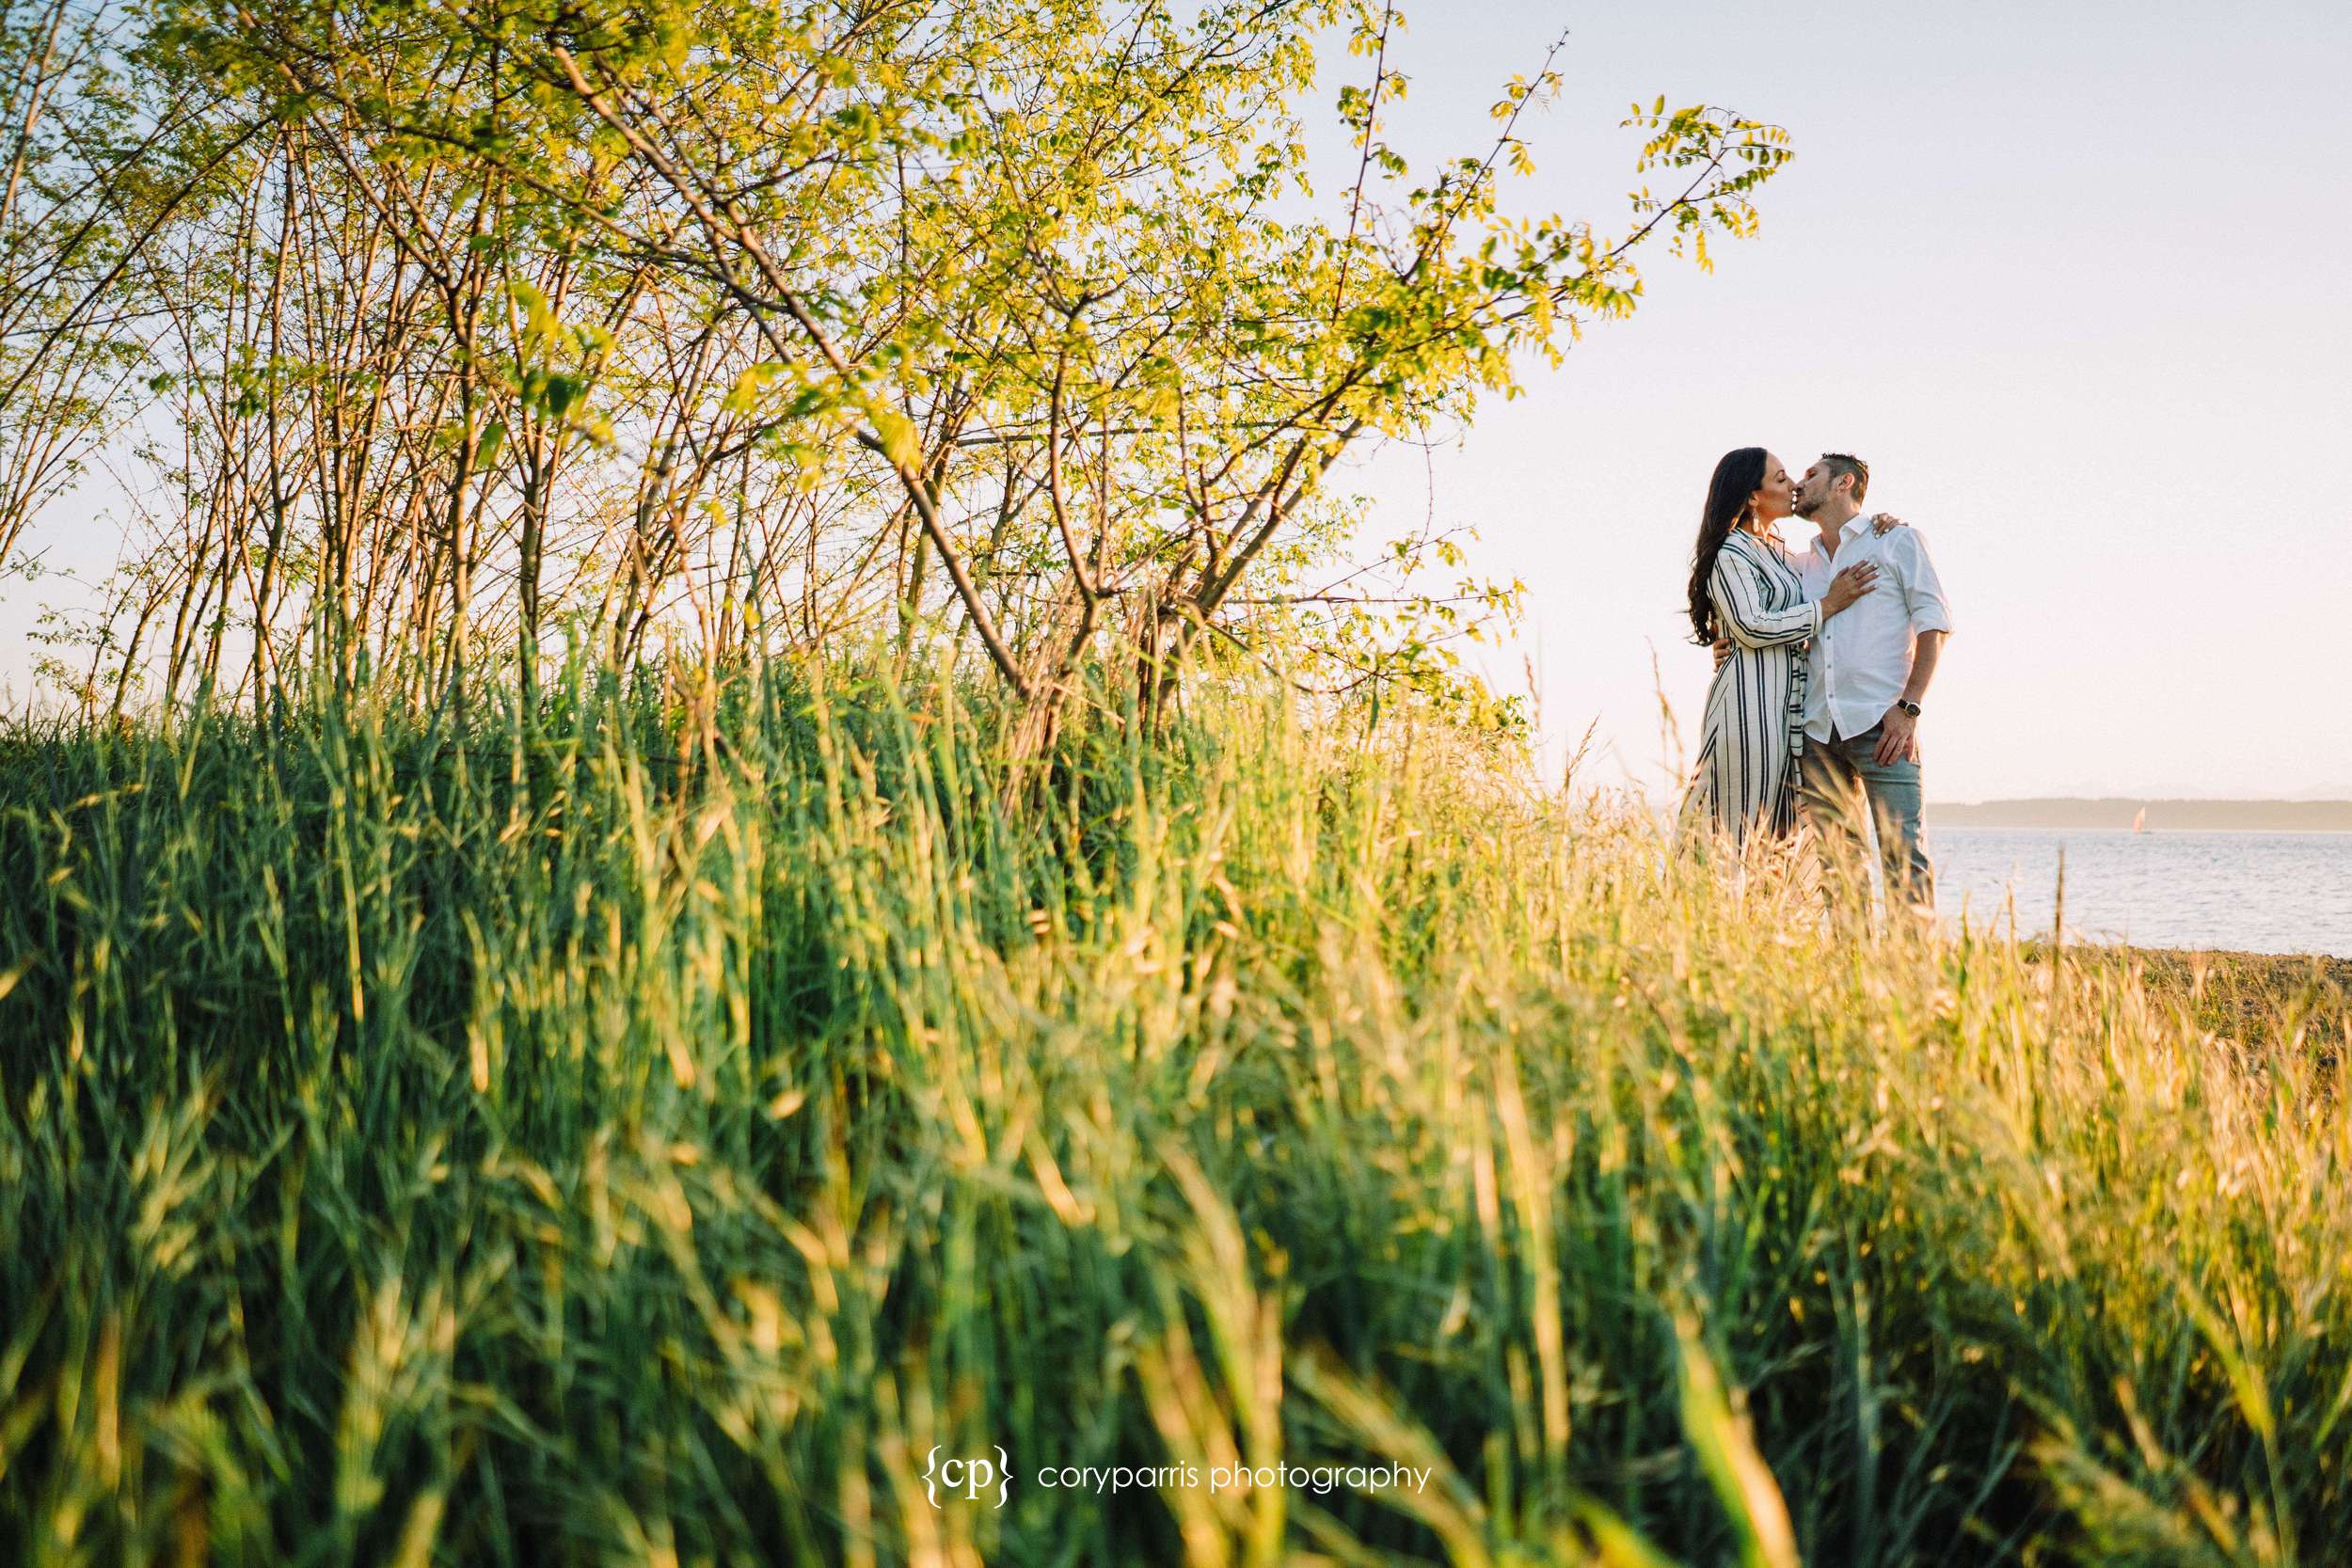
[922,1446,1011,1509]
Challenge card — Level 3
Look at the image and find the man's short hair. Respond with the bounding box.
[1820,451,1870,505]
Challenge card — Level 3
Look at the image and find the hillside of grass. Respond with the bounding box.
[3,667,2347,1566]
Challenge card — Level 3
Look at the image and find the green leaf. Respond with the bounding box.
[1677,1318,1800,1568]
[871,409,921,470]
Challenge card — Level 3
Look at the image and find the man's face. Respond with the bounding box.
[1792,461,1839,518]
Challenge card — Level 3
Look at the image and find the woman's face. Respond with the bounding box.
[1749,452,1794,523]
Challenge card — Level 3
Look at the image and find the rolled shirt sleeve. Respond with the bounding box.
[1892,530,1953,637]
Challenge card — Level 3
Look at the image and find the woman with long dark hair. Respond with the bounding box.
[1678,448,1881,847]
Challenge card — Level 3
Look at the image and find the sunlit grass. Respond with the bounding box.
[2,661,2346,1565]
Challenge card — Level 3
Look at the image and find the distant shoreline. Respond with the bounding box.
[1928,798,2352,832]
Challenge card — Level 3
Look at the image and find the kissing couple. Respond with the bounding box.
[1677,449,1953,911]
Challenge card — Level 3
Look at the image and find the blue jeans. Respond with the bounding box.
[1797,723,1933,909]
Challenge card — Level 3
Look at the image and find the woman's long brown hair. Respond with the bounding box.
[1687,447,1767,645]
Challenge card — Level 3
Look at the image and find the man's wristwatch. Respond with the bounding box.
[1895,699,1922,719]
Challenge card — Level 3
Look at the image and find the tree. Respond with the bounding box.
[44,0,1789,720]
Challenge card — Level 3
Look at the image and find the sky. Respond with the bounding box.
[1319,0,2352,800]
[3,1,2346,801]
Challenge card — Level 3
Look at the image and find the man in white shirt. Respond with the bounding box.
[1788,452,1951,911]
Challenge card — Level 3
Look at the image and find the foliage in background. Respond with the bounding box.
[2,667,2347,1565]
[0,0,246,564]
[5,0,1788,736]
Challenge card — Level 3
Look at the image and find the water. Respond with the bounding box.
[1931,829,2352,958]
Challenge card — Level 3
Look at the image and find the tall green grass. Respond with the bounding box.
[2,661,2347,1565]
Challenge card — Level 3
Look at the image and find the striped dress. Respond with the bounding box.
[1679,530,1821,847]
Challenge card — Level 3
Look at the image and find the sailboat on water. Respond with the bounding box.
[2132,806,2148,833]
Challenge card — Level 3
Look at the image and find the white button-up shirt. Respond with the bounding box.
[1794,514,1953,744]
